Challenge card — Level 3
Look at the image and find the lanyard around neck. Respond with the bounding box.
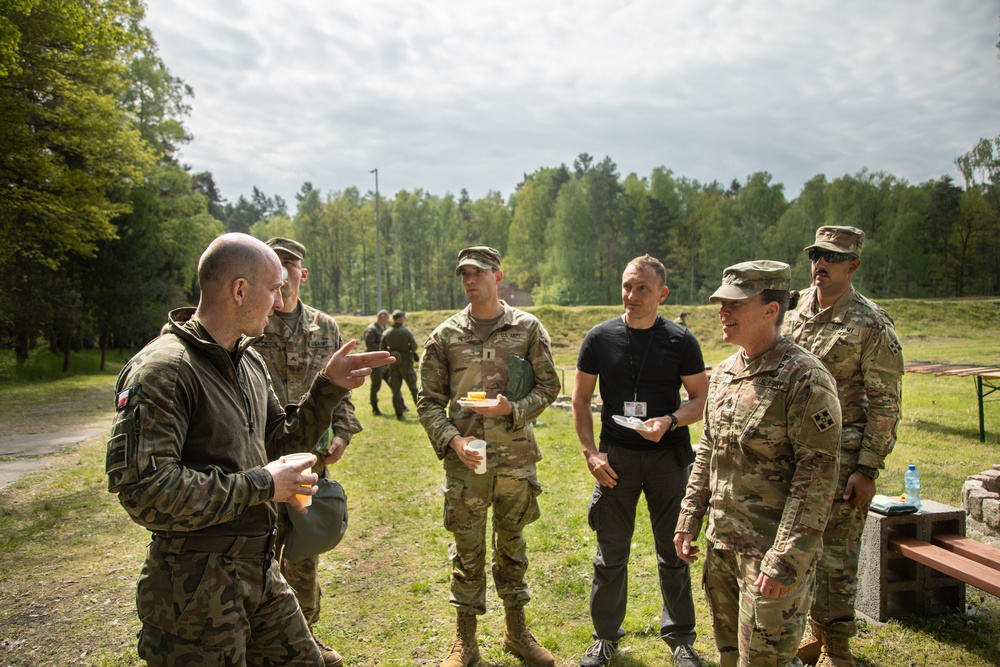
[624,320,655,402]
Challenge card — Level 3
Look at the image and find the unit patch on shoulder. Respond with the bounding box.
[812,408,836,432]
[888,339,902,356]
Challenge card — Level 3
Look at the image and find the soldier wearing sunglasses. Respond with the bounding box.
[782,226,904,667]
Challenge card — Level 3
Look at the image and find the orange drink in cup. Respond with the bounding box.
[283,452,314,507]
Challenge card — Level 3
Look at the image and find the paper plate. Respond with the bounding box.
[612,415,650,432]
[458,398,500,408]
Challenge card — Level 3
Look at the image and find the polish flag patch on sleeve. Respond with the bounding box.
[116,389,131,410]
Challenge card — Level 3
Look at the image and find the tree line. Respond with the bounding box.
[2,1,998,369]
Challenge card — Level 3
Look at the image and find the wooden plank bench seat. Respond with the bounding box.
[888,528,1000,598]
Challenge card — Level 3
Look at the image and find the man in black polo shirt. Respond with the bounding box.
[572,254,708,667]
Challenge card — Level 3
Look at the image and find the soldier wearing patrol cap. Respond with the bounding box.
[675,260,842,667]
[783,228,903,667]
[381,309,419,418]
[418,246,560,667]
[254,236,363,667]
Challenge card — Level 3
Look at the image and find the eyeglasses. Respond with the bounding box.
[808,249,853,264]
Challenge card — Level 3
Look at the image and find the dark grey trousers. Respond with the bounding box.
[587,444,697,649]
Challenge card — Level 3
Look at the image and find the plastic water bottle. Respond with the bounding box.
[905,464,922,511]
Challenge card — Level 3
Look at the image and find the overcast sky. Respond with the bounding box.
[143,1,1000,209]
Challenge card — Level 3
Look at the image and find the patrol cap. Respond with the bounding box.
[455,246,501,275]
[266,237,306,260]
[392,309,405,319]
[804,226,864,256]
[710,260,791,302]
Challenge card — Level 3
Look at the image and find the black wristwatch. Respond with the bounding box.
[667,414,679,432]
[855,464,880,480]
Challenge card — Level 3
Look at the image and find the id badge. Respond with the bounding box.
[623,401,647,418]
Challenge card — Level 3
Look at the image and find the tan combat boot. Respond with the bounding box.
[816,635,855,667]
[442,612,480,667]
[502,606,555,667]
[797,622,824,665]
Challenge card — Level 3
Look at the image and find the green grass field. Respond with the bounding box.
[0,298,997,666]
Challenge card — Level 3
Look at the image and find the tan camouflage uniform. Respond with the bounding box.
[382,319,420,417]
[363,318,387,411]
[253,301,362,628]
[783,284,903,641]
[678,334,842,667]
[107,307,345,666]
[417,301,560,615]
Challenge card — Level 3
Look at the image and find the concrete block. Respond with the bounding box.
[967,489,998,522]
[963,480,985,510]
[857,499,965,622]
[970,470,1000,493]
[983,497,1000,527]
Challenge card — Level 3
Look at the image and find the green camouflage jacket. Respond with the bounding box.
[381,323,418,357]
[677,337,842,589]
[363,321,385,352]
[782,286,903,472]
[417,302,560,466]
[252,302,362,457]
[106,307,348,539]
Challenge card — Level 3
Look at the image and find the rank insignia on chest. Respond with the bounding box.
[812,408,836,432]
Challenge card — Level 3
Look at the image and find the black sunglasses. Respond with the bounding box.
[808,249,853,263]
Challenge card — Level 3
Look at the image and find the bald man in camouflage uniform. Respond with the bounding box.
[106,233,392,667]
[418,246,561,667]
[382,310,420,419]
[253,237,363,667]
[782,227,903,667]
[675,261,842,667]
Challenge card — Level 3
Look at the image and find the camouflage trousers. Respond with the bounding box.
[369,366,386,409]
[442,462,541,615]
[808,498,867,639]
[704,547,815,667]
[387,357,418,416]
[136,535,321,666]
[275,502,323,627]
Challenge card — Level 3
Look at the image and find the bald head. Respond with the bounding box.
[198,233,279,298]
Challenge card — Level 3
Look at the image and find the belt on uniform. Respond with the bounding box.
[153,526,276,557]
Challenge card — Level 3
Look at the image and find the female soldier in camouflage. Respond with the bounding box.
[674,261,842,667]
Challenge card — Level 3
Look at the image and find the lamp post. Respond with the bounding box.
[370,168,382,312]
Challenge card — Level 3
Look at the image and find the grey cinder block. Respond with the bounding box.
[856,499,966,622]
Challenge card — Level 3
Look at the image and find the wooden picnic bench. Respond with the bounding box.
[905,362,1000,442]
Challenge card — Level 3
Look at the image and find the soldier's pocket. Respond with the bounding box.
[137,547,241,647]
[495,479,541,533]
[442,477,473,533]
[106,404,142,493]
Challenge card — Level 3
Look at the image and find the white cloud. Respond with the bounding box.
[143,0,1000,205]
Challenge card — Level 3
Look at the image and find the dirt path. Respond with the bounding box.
[0,379,115,489]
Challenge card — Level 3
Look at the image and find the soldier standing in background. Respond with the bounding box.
[106,233,392,667]
[418,246,561,667]
[363,309,391,415]
[675,260,842,667]
[253,237,364,667]
[381,310,420,419]
[782,227,904,667]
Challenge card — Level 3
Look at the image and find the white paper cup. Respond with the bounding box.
[283,452,314,507]
[467,439,487,475]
